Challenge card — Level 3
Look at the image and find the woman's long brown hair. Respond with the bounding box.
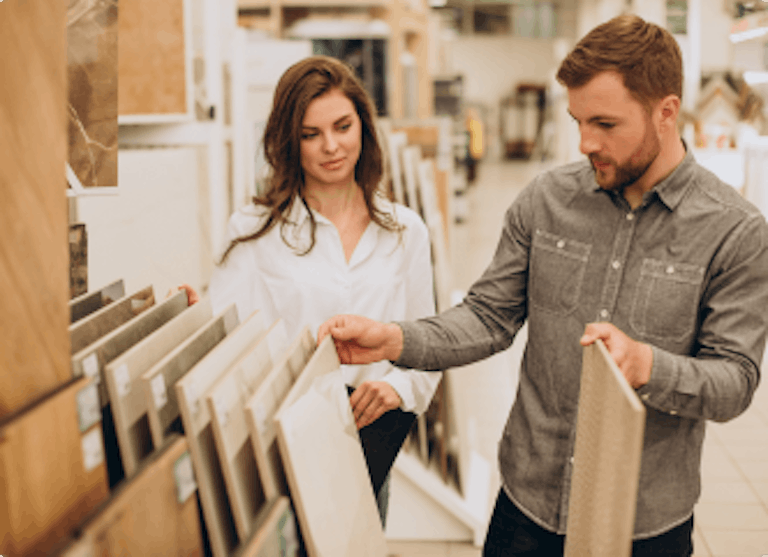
[220,55,401,263]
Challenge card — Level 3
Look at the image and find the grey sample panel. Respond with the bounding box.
[69,280,125,324]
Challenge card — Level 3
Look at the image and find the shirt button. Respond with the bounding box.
[626,213,635,221]
[611,260,621,270]
[599,309,609,319]
[641,393,650,401]
[569,456,575,464]
[666,265,675,274]
[669,410,678,416]
[557,240,565,249]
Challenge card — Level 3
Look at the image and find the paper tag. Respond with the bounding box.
[150,374,168,410]
[81,428,105,472]
[212,392,230,428]
[82,352,100,383]
[278,505,299,555]
[186,382,200,415]
[76,382,101,432]
[173,451,197,504]
[114,363,131,398]
[255,403,269,438]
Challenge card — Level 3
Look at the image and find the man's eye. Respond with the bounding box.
[598,122,615,129]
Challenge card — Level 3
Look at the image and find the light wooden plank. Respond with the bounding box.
[140,303,238,449]
[564,340,646,557]
[274,336,387,557]
[104,294,212,477]
[73,287,185,408]
[0,0,69,419]
[0,376,109,556]
[401,145,423,216]
[232,496,300,557]
[118,0,188,117]
[58,435,204,557]
[206,320,289,539]
[69,285,155,355]
[69,279,125,324]
[387,131,408,205]
[245,327,315,501]
[175,310,267,557]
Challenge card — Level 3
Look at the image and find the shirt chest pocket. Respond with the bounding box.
[630,259,705,342]
[529,229,591,315]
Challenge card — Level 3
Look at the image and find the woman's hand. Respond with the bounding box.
[349,381,402,429]
[167,283,200,306]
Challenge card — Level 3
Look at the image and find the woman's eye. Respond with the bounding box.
[302,132,318,139]
[338,124,351,131]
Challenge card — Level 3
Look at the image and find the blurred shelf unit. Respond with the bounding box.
[433,74,463,118]
[237,0,434,119]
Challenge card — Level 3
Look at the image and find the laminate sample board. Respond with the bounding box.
[59,435,204,557]
[69,285,155,356]
[73,287,184,407]
[245,327,316,500]
[0,376,109,556]
[232,496,300,557]
[104,294,211,477]
[274,336,387,557]
[402,145,423,216]
[141,303,237,450]
[207,320,289,539]
[69,279,125,324]
[118,0,189,118]
[564,340,646,557]
[386,131,408,204]
[176,310,267,557]
[0,0,69,420]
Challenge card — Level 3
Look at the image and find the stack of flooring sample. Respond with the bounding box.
[275,336,388,557]
[564,340,646,557]
[69,280,125,324]
[0,376,109,556]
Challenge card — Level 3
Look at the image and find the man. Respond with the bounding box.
[319,14,768,557]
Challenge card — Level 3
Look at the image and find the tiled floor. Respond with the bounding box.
[386,160,768,557]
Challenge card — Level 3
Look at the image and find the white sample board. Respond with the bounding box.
[206,319,289,540]
[564,340,646,557]
[175,309,267,557]
[244,327,316,500]
[274,336,387,557]
[140,303,238,450]
[104,296,213,477]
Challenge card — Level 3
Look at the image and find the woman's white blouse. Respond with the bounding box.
[208,195,441,414]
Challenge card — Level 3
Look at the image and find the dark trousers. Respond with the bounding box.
[483,489,694,557]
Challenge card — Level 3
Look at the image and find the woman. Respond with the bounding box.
[206,55,440,524]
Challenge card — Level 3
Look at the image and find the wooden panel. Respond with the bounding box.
[175,310,267,557]
[118,0,188,117]
[274,336,387,557]
[141,304,237,450]
[69,286,155,355]
[69,279,125,324]
[103,292,207,477]
[386,132,408,205]
[0,0,69,419]
[67,0,118,189]
[564,340,646,557]
[245,328,316,500]
[69,223,88,299]
[393,125,439,157]
[59,435,204,557]
[207,320,289,539]
[402,145,423,216]
[232,496,300,557]
[0,376,109,556]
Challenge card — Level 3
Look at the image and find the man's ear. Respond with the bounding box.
[656,94,681,133]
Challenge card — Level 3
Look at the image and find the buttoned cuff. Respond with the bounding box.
[636,346,678,413]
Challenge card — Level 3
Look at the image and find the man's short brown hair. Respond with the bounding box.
[556,14,683,108]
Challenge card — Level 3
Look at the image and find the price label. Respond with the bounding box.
[114,363,131,398]
[150,374,168,410]
[81,428,104,472]
[82,352,100,384]
[76,382,101,432]
[173,451,197,504]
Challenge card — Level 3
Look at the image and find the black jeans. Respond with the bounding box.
[483,489,694,557]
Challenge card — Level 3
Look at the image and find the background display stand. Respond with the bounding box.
[564,340,645,557]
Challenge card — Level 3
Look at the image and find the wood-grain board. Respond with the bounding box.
[0,376,109,556]
[140,303,238,450]
[58,435,204,557]
[244,327,316,500]
[69,279,125,324]
[69,285,155,356]
[207,320,289,539]
[274,336,387,557]
[564,340,646,557]
[118,0,188,117]
[73,287,184,407]
[0,0,69,420]
[175,310,267,557]
[232,496,300,557]
[104,293,210,477]
[386,131,408,205]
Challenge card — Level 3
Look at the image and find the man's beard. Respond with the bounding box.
[590,121,661,193]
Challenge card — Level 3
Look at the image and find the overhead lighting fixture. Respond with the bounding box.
[744,71,768,85]
[730,26,768,42]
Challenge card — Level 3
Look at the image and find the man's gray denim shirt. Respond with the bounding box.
[396,149,768,538]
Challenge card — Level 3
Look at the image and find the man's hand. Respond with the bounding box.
[317,315,403,365]
[580,322,653,389]
[349,381,402,429]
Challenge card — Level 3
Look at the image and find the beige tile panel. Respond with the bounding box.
[700,529,768,556]
[387,541,450,557]
[694,502,768,530]
[699,480,761,505]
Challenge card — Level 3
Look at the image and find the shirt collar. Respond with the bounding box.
[285,190,395,228]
